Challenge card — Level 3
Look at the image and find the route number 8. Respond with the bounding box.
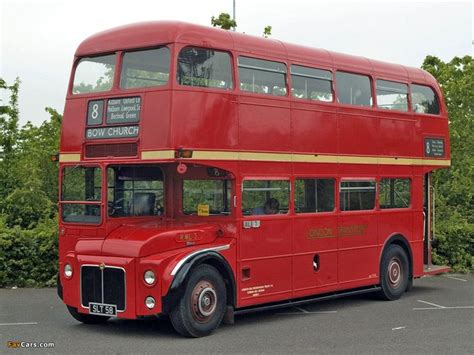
[91,104,99,120]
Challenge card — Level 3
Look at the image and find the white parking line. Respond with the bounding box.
[444,275,467,282]
[294,306,309,314]
[392,326,406,330]
[413,306,474,311]
[0,322,38,326]
[417,300,445,308]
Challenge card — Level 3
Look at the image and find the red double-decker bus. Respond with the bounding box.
[57,21,450,337]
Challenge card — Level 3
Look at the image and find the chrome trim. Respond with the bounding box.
[80,264,126,313]
[170,245,231,276]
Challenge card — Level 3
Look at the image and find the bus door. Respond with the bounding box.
[238,178,292,306]
[337,179,379,287]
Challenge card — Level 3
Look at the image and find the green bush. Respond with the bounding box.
[0,215,58,287]
[432,216,474,273]
[4,188,53,229]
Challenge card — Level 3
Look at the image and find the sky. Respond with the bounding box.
[0,0,472,126]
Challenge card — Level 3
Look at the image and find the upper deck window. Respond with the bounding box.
[291,65,333,102]
[376,80,409,112]
[120,47,170,89]
[411,84,440,114]
[73,54,115,94]
[336,72,373,107]
[238,57,287,96]
[177,47,233,89]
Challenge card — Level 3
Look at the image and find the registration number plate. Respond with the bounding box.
[89,303,117,317]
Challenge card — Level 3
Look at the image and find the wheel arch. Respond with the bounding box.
[162,251,236,314]
[380,234,413,281]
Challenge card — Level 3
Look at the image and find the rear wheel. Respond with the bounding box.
[170,264,226,337]
[378,244,409,300]
[67,305,110,324]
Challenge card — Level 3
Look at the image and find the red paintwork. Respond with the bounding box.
[59,21,450,319]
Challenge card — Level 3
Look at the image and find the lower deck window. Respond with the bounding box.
[340,180,376,211]
[295,178,335,213]
[182,180,231,216]
[380,178,411,209]
[242,180,289,215]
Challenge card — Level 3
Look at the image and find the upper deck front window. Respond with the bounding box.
[177,47,233,89]
[120,47,170,89]
[73,54,116,94]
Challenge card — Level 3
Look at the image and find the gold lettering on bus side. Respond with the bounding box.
[307,227,335,240]
[337,224,368,237]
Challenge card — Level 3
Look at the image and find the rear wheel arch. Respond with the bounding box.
[381,234,413,282]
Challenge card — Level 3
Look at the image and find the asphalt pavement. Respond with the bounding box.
[0,274,473,354]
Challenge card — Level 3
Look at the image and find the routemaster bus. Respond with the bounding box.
[57,21,450,337]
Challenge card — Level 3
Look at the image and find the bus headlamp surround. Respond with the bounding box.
[64,264,73,278]
[144,270,156,285]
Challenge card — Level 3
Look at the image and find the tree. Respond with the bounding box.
[211,12,236,30]
[421,55,473,271]
[0,78,20,200]
[263,25,272,38]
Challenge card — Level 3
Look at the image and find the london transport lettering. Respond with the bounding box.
[308,224,368,239]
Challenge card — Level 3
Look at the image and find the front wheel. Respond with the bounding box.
[170,264,226,337]
[378,245,409,300]
[67,305,110,324]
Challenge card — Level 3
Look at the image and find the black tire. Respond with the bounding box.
[378,244,409,300]
[170,264,226,337]
[67,305,110,324]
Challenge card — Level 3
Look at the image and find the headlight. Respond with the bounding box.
[64,264,73,278]
[144,270,156,285]
[145,296,155,309]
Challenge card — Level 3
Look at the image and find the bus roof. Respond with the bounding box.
[75,20,436,86]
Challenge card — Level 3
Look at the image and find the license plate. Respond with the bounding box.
[89,303,117,317]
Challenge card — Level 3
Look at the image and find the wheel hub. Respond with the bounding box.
[191,281,217,323]
[388,257,402,288]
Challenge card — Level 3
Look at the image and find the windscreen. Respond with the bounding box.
[61,166,102,223]
[73,54,116,94]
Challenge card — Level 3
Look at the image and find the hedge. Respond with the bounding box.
[0,216,58,287]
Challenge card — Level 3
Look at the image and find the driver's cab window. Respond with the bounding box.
[182,180,231,216]
[242,180,289,216]
[107,165,164,217]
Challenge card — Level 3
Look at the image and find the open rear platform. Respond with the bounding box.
[423,265,451,276]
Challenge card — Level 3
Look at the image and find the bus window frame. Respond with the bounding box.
[339,177,377,213]
[410,82,442,116]
[289,63,335,104]
[241,176,292,218]
[118,45,172,92]
[106,164,166,219]
[374,78,411,113]
[378,176,412,211]
[70,52,119,97]
[293,176,336,215]
[236,55,289,98]
[179,177,234,218]
[334,70,375,109]
[174,44,235,94]
[59,163,105,226]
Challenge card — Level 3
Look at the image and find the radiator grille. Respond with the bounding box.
[85,143,138,158]
[81,265,126,311]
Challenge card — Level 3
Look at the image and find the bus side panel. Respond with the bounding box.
[239,96,291,152]
[291,104,337,154]
[171,91,239,150]
[292,214,338,296]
